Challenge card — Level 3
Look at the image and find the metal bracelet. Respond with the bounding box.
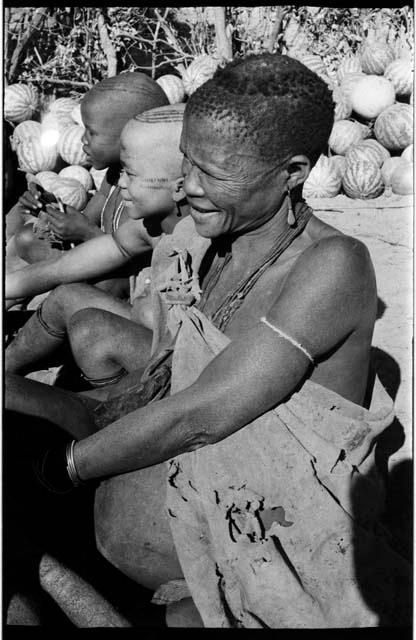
[65,440,84,487]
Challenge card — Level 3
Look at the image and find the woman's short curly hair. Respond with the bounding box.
[185,53,334,167]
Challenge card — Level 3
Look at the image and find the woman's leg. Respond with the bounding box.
[68,308,152,385]
[5,283,132,375]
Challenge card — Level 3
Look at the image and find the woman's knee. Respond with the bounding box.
[14,226,37,260]
[68,308,115,356]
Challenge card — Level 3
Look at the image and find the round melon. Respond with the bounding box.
[332,86,352,121]
[401,144,413,163]
[336,54,362,84]
[48,97,80,123]
[303,155,341,198]
[350,75,395,120]
[90,167,107,191]
[391,162,413,195]
[329,155,347,178]
[5,83,38,123]
[35,170,59,191]
[329,119,370,155]
[59,165,93,191]
[360,42,395,75]
[374,103,413,151]
[384,58,414,97]
[180,55,219,96]
[50,177,88,210]
[16,137,59,173]
[342,159,384,199]
[345,139,390,167]
[71,103,84,127]
[380,157,408,187]
[58,125,89,166]
[293,53,330,83]
[156,74,185,104]
[10,120,41,151]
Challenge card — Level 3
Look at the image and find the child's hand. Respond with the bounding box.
[18,181,43,213]
[46,204,97,242]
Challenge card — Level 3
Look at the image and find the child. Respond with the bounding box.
[5,104,188,384]
[6,72,169,300]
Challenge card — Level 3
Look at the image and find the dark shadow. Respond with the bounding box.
[350,346,412,626]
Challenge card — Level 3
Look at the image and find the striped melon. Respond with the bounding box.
[329,155,347,179]
[50,177,88,210]
[384,58,414,98]
[16,136,59,173]
[336,54,362,84]
[391,162,413,195]
[349,75,395,120]
[10,120,41,151]
[401,144,413,163]
[156,75,185,104]
[180,55,219,96]
[374,103,413,151]
[59,165,93,191]
[339,72,366,101]
[303,155,341,198]
[35,171,59,191]
[58,125,90,166]
[5,83,38,123]
[90,167,107,191]
[380,157,408,187]
[345,139,390,167]
[342,159,384,199]
[292,53,331,84]
[329,119,370,156]
[332,86,352,121]
[360,42,395,75]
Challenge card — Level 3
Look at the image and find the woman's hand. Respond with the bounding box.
[46,204,100,242]
[18,181,43,214]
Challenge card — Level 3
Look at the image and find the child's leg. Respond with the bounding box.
[68,308,152,386]
[5,283,132,375]
[14,225,62,264]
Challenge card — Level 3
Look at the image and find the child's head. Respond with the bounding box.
[119,104,186,221]
[81,72,168,170]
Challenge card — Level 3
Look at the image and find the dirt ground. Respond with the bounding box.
[312,193,413,470]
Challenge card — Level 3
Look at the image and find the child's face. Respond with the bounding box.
[81,94,124,169]
[118,125,176,221]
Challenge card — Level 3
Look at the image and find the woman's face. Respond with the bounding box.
[180,112,287,239]
[80,94,123,169]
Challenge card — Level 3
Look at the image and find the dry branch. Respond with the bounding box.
[8,8,48,82]
[97,10,117,77]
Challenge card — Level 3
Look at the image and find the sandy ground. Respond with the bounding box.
[311,194,413,469]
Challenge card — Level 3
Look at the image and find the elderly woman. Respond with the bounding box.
[6,53,410,628]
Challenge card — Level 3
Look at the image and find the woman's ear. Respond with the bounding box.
[286,155,312,190]
[171,177,186,203]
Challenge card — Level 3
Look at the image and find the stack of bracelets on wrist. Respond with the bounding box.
[66,440,84,487]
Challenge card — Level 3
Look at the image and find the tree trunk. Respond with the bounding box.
[8,8,47,83]
[213,7,233,62]
[97,10,117,78]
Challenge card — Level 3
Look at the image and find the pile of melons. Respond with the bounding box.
[302,38,413,200]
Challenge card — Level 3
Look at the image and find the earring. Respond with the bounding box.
[287,185,296,227]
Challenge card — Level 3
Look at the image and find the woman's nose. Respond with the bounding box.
[183,165,204,197]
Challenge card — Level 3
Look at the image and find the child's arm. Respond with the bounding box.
[5,218,152,300]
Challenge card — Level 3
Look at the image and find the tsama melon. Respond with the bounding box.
[384,58,414,97]
[292,53,331,84]
[50,177,88,210]
[58,125,89,166]
[10,120,41,151]
[332,86,352,121]
[329,155,347,178]
[336,54,362,84]
[340,72,366,100]
[156,75,185,104]
[303,155,341,198]
[35,171,59,191]
[329,120,370,156]
[345,139,390,167]
[401,144,413,163]
[380,157,408,187]
[59,165,93,191]
[342,159,384,199]
[360,42,395,75]
[71,103,84,127]
[16,137,59,173]
[349,75,395,120]
[374,103,413,151]
[391,162,413,195]
[180,55,219,96]
[5,83,38,123]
